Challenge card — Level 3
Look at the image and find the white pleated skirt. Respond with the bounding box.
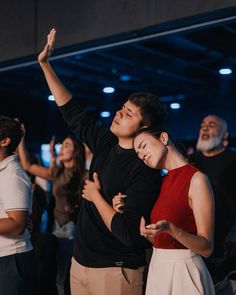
[146,248,215,295]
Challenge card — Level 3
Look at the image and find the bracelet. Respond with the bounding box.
[175,229,182,240]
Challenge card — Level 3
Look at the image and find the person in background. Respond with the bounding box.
[18,150,58,295]
[190,114,236,282]
[18,127,86,295]
[114,127,215,294]
[0,116,35,295]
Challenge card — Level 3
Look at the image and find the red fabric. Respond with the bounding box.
[151,164,198,249]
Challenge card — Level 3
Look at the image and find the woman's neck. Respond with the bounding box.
[164,147,188,171]
[63,159,74,169]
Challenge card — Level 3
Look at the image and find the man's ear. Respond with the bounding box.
[223,131,229,140]
[222,131,229,147]
[0,137,11,147]
[140,124,148,129]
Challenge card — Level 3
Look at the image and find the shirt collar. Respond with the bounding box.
[0,154,18,171]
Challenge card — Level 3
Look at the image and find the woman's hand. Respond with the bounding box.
[82,172,101,202]
[38,28,56,64]
[112,193,127,213]
[140,217,170,242]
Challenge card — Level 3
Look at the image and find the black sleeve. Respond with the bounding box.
[59,98,109,153]
[111,167,162,248]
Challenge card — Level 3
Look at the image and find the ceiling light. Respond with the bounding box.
[48,94,55,101]
[170,102,181,109]
[120,75,131,81]
[219,68,232,75]
[100,111,111,118]
[103,87,115,94]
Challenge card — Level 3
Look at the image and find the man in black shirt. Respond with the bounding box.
[38,29,166,295]
[191,114,236,282]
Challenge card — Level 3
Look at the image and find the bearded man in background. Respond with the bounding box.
[191,114,236,282]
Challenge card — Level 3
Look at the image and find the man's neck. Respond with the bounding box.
[0,152,12,162]
[202,146,225,157]
[118,138,134,149]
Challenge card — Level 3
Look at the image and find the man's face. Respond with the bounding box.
[110,100,143,139]
[196,115,225,152]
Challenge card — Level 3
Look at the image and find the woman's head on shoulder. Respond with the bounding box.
[133,128,189,170]
[133,128,170,169]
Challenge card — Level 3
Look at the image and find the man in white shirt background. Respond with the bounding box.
[0,116,35,295]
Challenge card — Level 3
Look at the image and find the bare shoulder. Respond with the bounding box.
[190,171,210,187]
[189,170,213,201]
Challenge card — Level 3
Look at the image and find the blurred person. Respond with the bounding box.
[0,116,35,295]
[38,28,166,295]
[191,114,236,282]
[18,128,86,295]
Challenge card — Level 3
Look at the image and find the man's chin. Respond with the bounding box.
[196,138,221,152]
[110,124,114,132]
[110,124,117,136]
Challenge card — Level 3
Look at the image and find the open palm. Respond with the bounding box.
[38,28,56,63]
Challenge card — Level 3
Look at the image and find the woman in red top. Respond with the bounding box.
[114,128,215,294]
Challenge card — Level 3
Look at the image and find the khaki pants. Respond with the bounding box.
[70,257,144,295]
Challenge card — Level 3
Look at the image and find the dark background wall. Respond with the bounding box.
[1,0,236,63]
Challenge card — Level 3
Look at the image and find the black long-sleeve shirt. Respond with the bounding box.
[60,98,162,268]
[190,148,236,258]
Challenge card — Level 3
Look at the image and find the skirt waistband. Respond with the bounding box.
[152,248,198,260]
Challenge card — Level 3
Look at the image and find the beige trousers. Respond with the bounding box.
[70,257,144,295]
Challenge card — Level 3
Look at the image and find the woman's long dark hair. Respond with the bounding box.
[55,135,86,212]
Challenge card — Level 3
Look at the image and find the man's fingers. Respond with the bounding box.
[93,172,101,189]
[140,217,146,235]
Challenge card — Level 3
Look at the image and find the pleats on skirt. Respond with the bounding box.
[145,248,215,295]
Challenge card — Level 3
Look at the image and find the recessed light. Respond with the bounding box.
[120,75,131,81]
[103,87,115,94]
[219,68,232,75]
[48,94,55,101]
[100,111,111,118]
[170,102,181,109]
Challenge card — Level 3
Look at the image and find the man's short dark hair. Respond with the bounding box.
[128,92,167,128]
[0,116,23,153]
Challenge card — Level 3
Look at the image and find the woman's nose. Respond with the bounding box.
[139,150,145,160]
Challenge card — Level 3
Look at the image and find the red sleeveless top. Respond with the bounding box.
[150,164,198,249]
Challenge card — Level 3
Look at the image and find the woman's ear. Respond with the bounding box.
[160,132,169,146]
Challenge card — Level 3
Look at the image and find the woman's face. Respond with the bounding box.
[58,137,75,162]
[133,132,167,169]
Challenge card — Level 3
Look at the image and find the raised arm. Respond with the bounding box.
[17,127,52,180]
[49,135,57,168]
[38,28,72,106]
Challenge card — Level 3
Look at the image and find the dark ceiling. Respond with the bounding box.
[1,15,236,151]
